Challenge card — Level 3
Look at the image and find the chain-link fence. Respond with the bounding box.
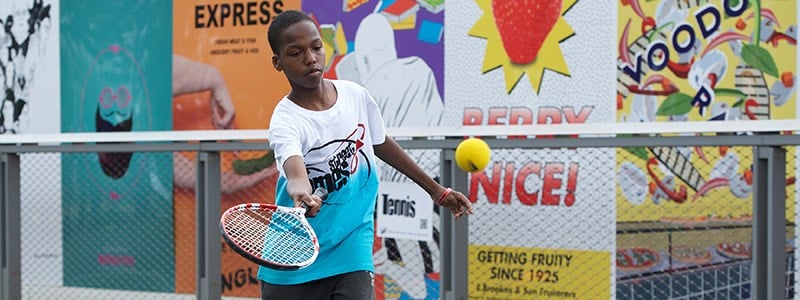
[613,146,795,300]
[2,132,799,300]
[424,133,798,300]
[374,149,443,300]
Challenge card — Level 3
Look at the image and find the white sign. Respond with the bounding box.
[376,181,434,241]
[444,0,617,252]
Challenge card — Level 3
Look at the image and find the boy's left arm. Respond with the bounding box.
[374,137,473,219]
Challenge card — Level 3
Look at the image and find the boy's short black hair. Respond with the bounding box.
[267,10,315,55]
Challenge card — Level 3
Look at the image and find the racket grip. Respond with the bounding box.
[301,187,328,211]
[313,187,328,200]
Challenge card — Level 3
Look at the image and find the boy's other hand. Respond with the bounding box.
[437,188,474,219]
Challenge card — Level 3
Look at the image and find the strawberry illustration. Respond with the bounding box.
[492,0,562,64]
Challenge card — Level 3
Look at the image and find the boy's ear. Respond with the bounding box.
[272,54,282,72]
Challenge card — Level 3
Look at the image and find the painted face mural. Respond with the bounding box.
[81,44,150,179]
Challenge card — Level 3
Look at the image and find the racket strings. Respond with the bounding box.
[223,209,316,265]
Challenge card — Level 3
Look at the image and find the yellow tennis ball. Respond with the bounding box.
[455,138,491,173]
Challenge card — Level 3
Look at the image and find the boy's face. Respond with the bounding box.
[272,20,326,89]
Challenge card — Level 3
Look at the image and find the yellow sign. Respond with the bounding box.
[469,245,610,299]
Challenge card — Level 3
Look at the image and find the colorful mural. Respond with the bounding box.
[302,1,446,298]
[448,0,618,298]
[171,0,298,296]
[60,0,174,291]
[615,0,797,221]
[614,1,797,297]
[0,0,791,298]
[469,0,578,94]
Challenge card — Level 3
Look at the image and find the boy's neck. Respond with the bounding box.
[288,79,336,111]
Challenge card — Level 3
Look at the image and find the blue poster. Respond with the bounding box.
[60,0,173,291]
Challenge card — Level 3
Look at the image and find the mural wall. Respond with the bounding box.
[172,0,295,296]
[446,0,617,298]
[0,0,797,299]
[60,0,174,291]
[614,0,797,298]
[301,1,447,298]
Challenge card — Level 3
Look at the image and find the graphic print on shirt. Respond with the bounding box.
[305,123,373,196]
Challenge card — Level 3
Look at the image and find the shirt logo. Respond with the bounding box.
[306,124,371,193]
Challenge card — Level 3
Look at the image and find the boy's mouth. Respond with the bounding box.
[305,68,322,76]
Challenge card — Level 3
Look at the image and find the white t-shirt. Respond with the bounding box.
[259,79,386,284]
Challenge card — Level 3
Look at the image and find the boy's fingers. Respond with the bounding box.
[298,194,323,217]
[455,192,473,214]
[453,206,468,219]
[441,190,473,218]
[464,199,474,214]
[305,203,320,217]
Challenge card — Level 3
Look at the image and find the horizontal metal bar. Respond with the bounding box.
[0,142,271,153]
[0,130,269,145]
[0,133,797,153]
[396,134,800,149]
[388,120,798,137]
[0,120,796,146]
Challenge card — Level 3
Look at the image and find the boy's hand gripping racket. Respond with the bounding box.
[219,188,328,270]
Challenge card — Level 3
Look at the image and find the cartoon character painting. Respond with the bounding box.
[335,13,444,127]
[303,1,445,298]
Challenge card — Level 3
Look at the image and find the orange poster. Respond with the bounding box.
[172,0,300,296]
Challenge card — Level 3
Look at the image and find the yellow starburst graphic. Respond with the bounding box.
[469,0,577,94]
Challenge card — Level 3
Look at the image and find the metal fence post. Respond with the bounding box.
[440,149,469,300]
[1,153,20,300]
[197,151,222,300]
[751,146,786,300]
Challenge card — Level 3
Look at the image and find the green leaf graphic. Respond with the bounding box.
[714,88,746,99]
[232,150,275,175]
[617,134,649,161]
[724,0,752,18]
[742,44,779,77]
[656,92,694,116]
[648,22,674,42]
[623,147,649,161]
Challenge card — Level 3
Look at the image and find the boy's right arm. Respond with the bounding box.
[374,137,473,219]
[282,156,323,217]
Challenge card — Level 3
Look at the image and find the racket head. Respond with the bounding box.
[219,203,319,270]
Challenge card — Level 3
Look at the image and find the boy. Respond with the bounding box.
[260,10,474,300]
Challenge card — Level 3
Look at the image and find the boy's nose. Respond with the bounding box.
[304,51,317,65]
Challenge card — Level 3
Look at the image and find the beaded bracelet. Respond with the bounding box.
[437,188,452,205]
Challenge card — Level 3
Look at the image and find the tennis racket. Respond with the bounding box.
[219,187,327,270]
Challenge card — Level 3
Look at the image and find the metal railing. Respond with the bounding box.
[0,121,798,300]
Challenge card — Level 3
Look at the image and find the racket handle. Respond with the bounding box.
[301,187,328,211]
[312,187,328,200]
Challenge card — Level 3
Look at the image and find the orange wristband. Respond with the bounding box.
[437,188,452,205]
